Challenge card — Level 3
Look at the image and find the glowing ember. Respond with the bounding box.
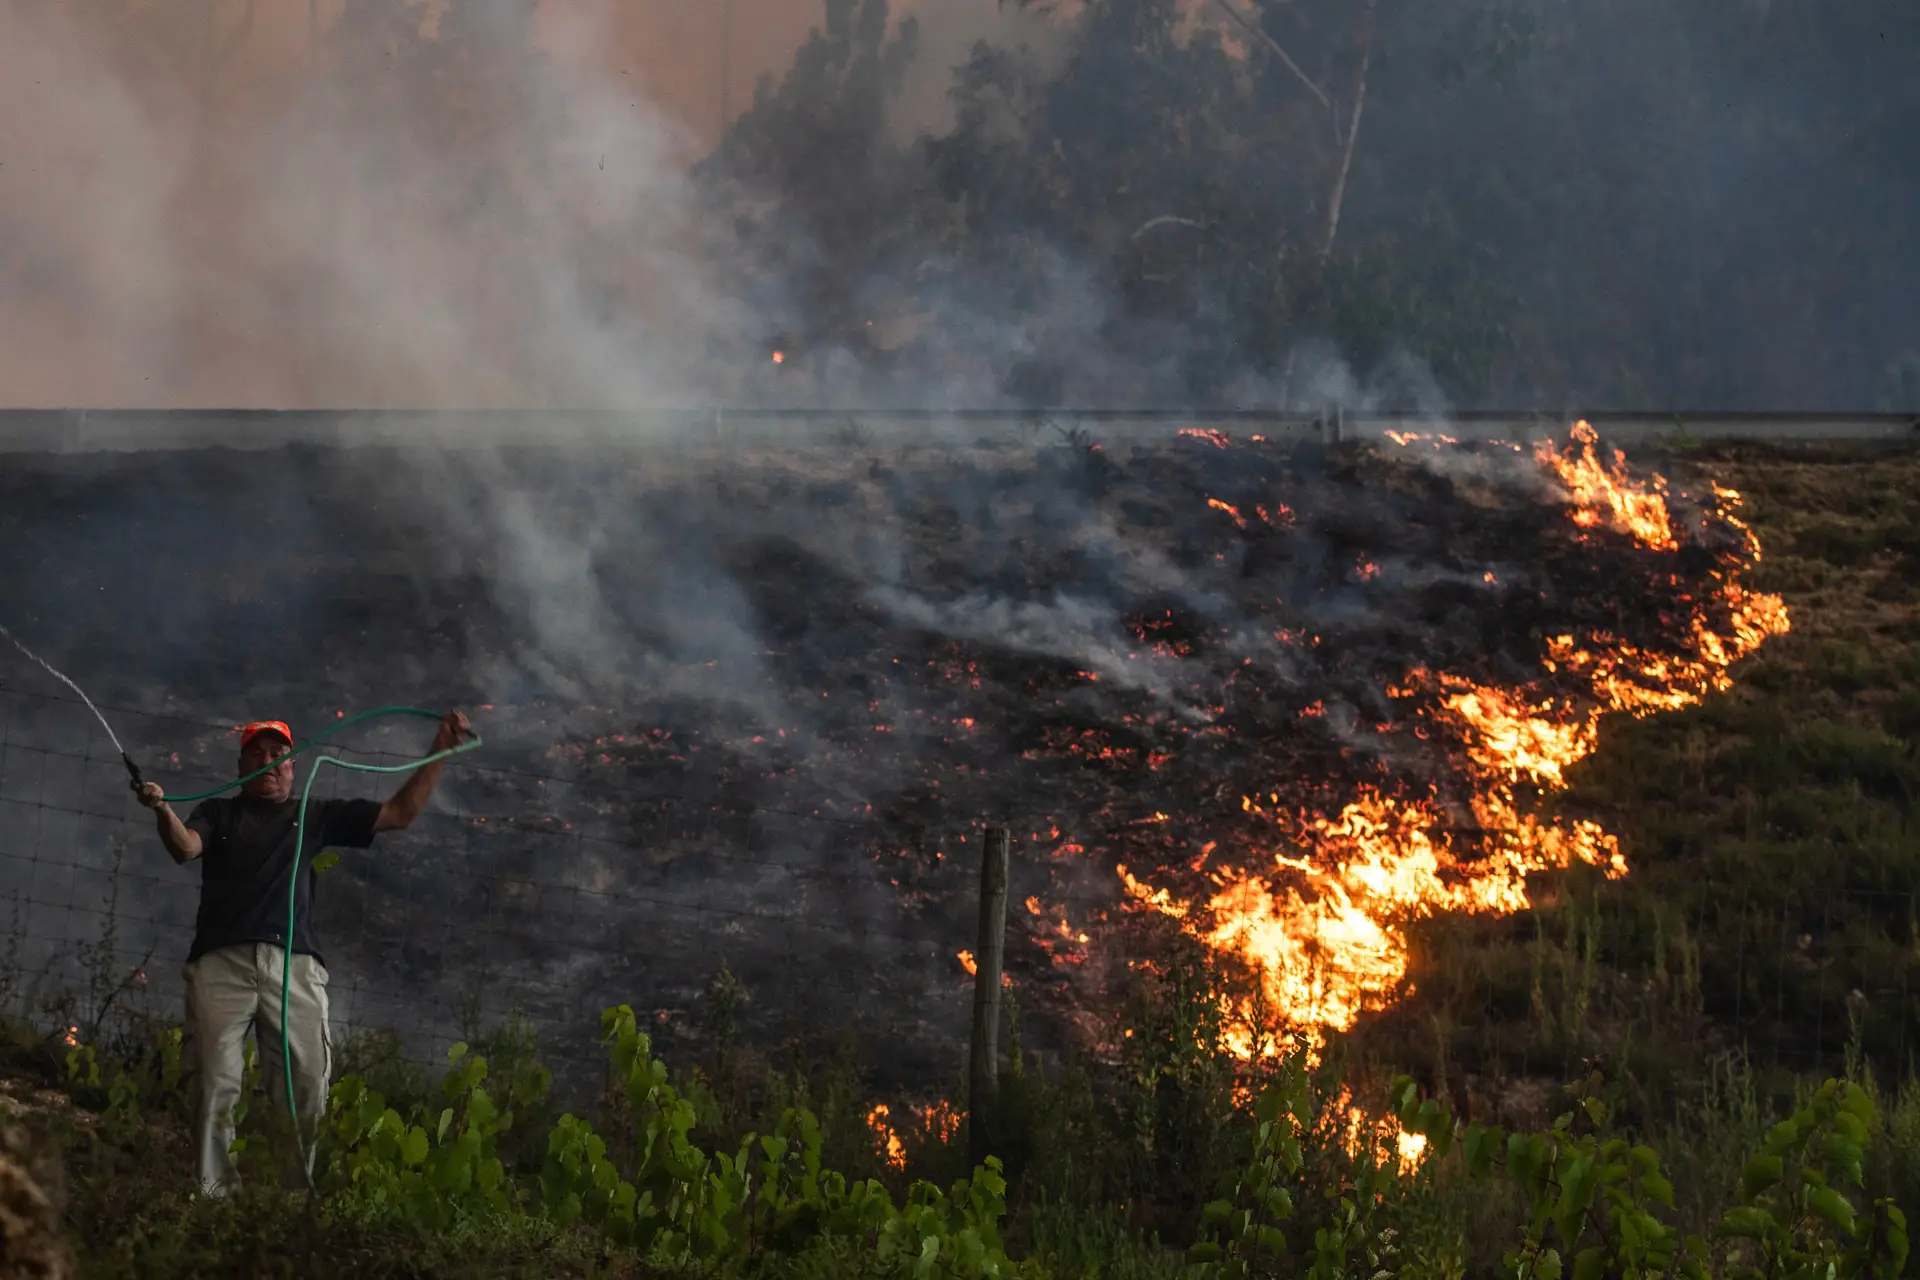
[771,350,785,365]
[1120,422,1790,1059]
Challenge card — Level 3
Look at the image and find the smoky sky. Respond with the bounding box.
[0,0,1069,409]
[0,0,1913,411]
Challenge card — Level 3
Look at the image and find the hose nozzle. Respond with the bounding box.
[122,752,145,795]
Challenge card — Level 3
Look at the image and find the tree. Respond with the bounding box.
[704,0,1920,408]
[701,0,927,382]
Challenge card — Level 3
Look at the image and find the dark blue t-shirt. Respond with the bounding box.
[184,795,381,964]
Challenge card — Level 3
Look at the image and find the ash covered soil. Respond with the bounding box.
[0,429,1755,1089]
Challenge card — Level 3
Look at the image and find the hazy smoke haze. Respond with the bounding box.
[1,0,1914,410]
[0,0,1079,409]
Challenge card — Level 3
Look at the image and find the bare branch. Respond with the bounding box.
[1210,0,1332,114]
[84,941,157,1045]
[1129,215,1206,241]
[1321,0,1379,259]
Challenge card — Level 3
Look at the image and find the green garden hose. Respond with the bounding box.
[155,706,483,1188]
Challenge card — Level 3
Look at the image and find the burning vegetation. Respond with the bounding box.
[1111,422,1787,1059]
[529,418,1787,1072]
[7,427,1912,1280]
[0,419,1789,1088]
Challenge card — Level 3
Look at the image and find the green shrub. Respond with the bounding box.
[36,988,1920,1280]
[318,1003,1039,1276]
[1386,1068,1911,1280]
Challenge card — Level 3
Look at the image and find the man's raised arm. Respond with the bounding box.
[137,783,203,864]
[375,710,473,834]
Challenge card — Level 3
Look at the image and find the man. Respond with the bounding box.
[136,710,473,1195]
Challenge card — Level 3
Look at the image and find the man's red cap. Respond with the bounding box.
[239,721,294,752]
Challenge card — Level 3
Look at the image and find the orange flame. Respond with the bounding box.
[1208,497,1250,529]
[866,1104,906,1169]
[1121,423,1789,1060]
[916,1100,965,1145]
[1537,420,1676,551]
[1332,1084,1429,1173]
[866,1101,966,1168]
[956,948,1015,985]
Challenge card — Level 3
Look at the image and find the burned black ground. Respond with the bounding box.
[0,429,1785,1098]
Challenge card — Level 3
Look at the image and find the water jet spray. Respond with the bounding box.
[0,623,149,792]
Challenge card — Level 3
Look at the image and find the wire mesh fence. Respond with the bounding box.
[1693,881,1918,1076]
[0,682,1019,1099]
[1,678,1910,1100]
[1438,874,1919,1085]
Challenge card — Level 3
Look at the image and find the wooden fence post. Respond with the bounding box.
[968,826,1010,1170]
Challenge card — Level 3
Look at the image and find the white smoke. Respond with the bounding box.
[0,0,735,410]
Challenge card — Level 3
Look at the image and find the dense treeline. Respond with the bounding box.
[710,0,1920,409]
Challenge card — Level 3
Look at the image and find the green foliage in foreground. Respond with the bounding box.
[32,991,1910,1280]
[323,1004,1030,1276]
[1396,1069,1909,1280]
[1183,1056,1909,1280]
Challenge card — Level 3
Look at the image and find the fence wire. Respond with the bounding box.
[1,680,1909,1100]
[0,683,1032,1098]
[1693,882,1918,1076]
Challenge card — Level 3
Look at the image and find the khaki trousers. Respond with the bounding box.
[182,942,332,1195]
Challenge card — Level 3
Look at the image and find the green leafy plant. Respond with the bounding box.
[1390,1067,1911,1280]
[540,1004,1035,1275]
[326,1039,516,1229]
[1185,1064,1308,1276]
[1716,1079,1909,1280]
[316,1003,1039,1274]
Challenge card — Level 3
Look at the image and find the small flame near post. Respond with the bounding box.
[864,1101,966,1172]
[918,1100,964,1145]
[1333,1084,1429,1174]
[864,1105,967,1174]
[866,1104,905,1168]
[957,949,1012,986]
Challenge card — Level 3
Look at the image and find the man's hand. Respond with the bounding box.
[376,709,475,834]
[431,710,473,754]
[140,781,203,863]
